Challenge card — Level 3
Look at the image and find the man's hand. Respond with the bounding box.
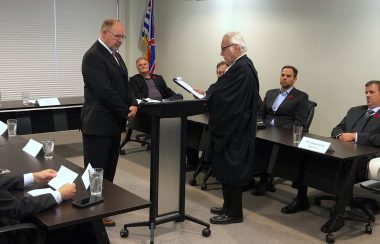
[128,105,138,119]
[33,169,57,183]
[58,183,76,200]
[193,88,205,95]
[337,133,356,142]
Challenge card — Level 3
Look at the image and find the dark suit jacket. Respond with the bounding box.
[331,105,380,147]
[207,55,260,186]
[129,74,179,99]
[0,175,56,221]
[80,40,137,136]
[261,88,309,128]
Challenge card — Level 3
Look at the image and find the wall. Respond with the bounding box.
[138,0,380,136]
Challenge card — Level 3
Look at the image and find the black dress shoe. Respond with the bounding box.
[210,207,225,215]
[321,217,345,233]
[281,198,310,214]
[210,214,243,225]
[251,177,275,196]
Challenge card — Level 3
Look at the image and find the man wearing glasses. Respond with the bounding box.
[204,32,260,224]
[80,18,137,227]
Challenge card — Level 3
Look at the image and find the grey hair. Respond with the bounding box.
[225,32,247,52]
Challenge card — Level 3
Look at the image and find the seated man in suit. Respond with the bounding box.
[282,80,380,232]
[252,65,309,195]
[128,57,182,131]
[129,57,207,171]
[129,57,182,101]
[0,169,76,243]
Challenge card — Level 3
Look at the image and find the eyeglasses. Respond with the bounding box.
[108,29,126,41]
[221,44,236,52]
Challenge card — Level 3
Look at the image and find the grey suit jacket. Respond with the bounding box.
[80,40,137,136]
[261,87,309,128]
[331,105,380,147]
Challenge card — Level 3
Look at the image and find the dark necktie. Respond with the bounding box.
[112,52,120,65]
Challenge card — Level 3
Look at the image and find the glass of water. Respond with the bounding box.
[22,92,29,105]
[42,138,55,159]
[89,168,103,197]
[7,119,17,137]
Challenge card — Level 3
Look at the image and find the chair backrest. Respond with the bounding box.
[304,100,317,132]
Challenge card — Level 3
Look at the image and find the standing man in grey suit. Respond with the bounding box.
[253,66,309,196]
[205,32,260,224]
[80,18,137,226]
[282,80,380,232]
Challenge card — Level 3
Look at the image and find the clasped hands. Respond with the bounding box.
[337,132,356,142]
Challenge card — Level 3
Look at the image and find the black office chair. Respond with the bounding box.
[189,126,212,190]
[120,114,151,155]
[0,222,46,244]
[315,180,377,243]
[303,100,317,133]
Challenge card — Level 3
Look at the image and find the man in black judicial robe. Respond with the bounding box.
[197,32,260,224]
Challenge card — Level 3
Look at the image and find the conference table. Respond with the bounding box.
[188,114,380,240]
[0,96,83,134]
[0,136,150,243]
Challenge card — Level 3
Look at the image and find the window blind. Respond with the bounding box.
[0,0,117,101]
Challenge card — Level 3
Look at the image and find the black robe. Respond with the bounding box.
[207,55,260,186]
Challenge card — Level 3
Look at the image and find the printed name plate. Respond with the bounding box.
[37,98,60,106]
[22,139,43,157]
[0,121,7,135]
[298,136,331,154]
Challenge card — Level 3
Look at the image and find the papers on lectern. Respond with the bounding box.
[173,77,205,99]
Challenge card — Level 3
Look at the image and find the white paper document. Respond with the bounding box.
[27,188,55,197]
[0,120,7,135]
[22,139,43,157]
[173,77,205,99]
[81,163,93,189]
[298,136,331,154]
[48,165,78,190]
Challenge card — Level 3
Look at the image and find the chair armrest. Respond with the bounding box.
[0,223,46,244]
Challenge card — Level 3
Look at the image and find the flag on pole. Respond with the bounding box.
[141,0,155,74]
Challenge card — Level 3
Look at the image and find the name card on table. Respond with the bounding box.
[22,139,43,157]
[0,120,7,135]
[81,163,94,189]
[298,136,331,154]
[36,98,60,106]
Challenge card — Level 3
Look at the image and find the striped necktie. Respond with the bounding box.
[366,109,375,118]
[112,52,120,65]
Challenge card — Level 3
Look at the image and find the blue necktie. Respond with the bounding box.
[366,109,375,118]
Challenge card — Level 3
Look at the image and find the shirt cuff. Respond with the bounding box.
[355,132,358,143]
[51,190,62,204]
[23,173,34,186]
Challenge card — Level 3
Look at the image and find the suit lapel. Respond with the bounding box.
[268,90,278,108]
[275,88,296,112]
